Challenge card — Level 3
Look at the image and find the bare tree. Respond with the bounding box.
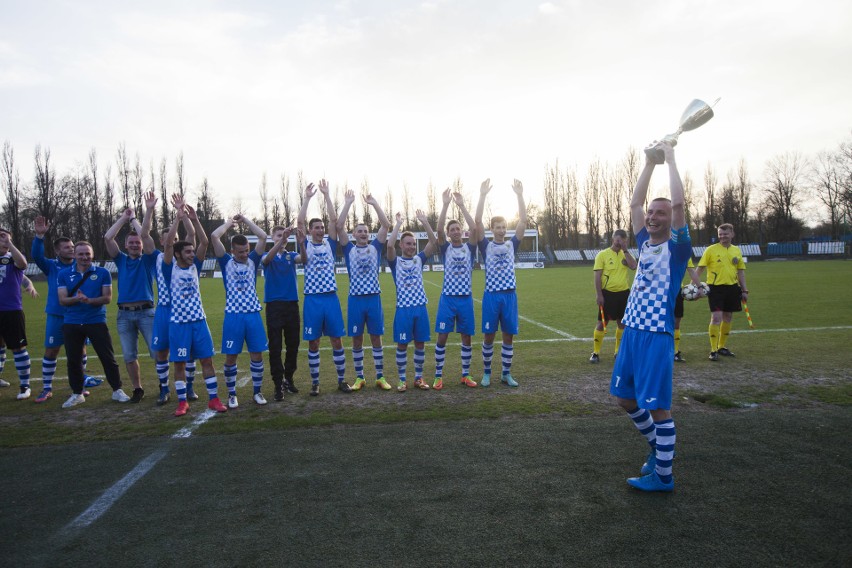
[159,157,169,232]
[280,173,292,227]
[402,182,412,231]
[103,163,115,228]
[34,144,57,221]
[116,142,131,207]
[175,151,186,198]
[812,150,844,239]
[132,153,144,215]
[88,149,102,248]
[1,141,22,239]
[195,176,222,235]
[702,163,718,243]
[361,178,373,230]
[762,152,808,241]
[581,159,603,247]
[259,172,270,233]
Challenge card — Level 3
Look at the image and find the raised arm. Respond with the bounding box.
[513,179,527,241]
[319,179,338,240]
[163,204,184,265]
[417,209,439,257]
[474,178,491,242]
[387,212,403,263]
[236,214,268,256]
[0,232,27,270]
[297,183,316,234]
[185,204,208,261]
[453,191,476,241]
[365,193,391,244]
[141,191,157,254]
[437,187,452,245]
[210,217,235,258]
[662,142,685,230]
[263,227,291,265]
[631,150,657,235]
[104,208,133,258]
[622,248,638,271]
[336,189,355,247]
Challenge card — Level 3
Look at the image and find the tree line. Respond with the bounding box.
[2,134,851,259]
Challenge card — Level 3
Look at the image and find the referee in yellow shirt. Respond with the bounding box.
[696,223,749,361]
[590,230,637,363]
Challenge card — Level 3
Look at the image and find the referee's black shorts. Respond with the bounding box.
[708,284,743,313]
[599,290,629,321]
[675,290,685,318]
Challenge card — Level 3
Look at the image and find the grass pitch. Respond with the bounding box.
[0,260,850,566]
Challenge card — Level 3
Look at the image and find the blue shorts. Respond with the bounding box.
[393,304,430,344]
[303,293,346,340]
[347,294,385,337]
[117,307,155,362]
[481,290,519,335]
[152,305,171,352]
[45,314,65,348]
[435,294,475,336]
[609,327,673,410]
[169,320,215,362]
[221,311,268,354]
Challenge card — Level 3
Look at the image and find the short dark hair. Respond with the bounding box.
[231,234,249,247]
[446,219,462,231]
[309,218,324,230]
[53,236,72,250]
[75,241,93,250]
[174,241,193,255]
[125,231,141,241]
[613,229,628,239]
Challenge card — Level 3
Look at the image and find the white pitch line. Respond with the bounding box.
[62,409,217,533]
[424,280,577,339]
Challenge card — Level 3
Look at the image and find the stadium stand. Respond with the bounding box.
[554,249,584,261]
[24,264,44,276]
[517,251,547,262]
[201,258,217,271]
[692,245,707,258]
[766,242,803,255]
[807,241,845,255]
[102,261,118,274]
[739,244,761,256]
[582,249,603,261]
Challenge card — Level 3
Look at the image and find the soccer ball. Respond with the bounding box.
[682,282,710,301]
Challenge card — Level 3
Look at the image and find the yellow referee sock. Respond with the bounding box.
[614,327,624,356]
[674,329,681,353]
[593,328,606,355]
[709,323,720,352]
[719,321,732,349]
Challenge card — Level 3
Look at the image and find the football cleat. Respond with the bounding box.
[112,389,131,402]
[414,379,429,390]
[501,373,519,388]
[253,392,268,405]
[0,379,10,387]
[273,381,285,401]
[338,381,353,393]
[481,373,491,388]
[156,391,171,406]
[432,377,444,390]
[283,379,299,394]
[397,381,407,393]
[589,353,600,364]
[640,450,657,476]
[627,471,674,492]
[376,377,392,391]
[16,386,31,400]
[310,383,320,397]
[35,390,53,403]
[717,348,735,357]
[228,395,239,409]
[709,351,719,361]
[461,375,477,388]
[174,400,190,416]
[352,377,367,391]
[207,397,228,412]
[186,386,199,401]
[129,388,145,403]
[674,351,684,362]
[62,393,86,408]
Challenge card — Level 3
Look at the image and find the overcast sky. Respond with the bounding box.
[2,0,850,221]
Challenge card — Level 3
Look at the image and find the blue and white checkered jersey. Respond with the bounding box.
[440,241,476,296]
[303,237,338,295]
[218,251,262,313]
[389,252,428,308]
[153,251,170,307]
[478,236,520,292]
[622,226,691,334]
[163,257,206,323]
[343,239,382,296]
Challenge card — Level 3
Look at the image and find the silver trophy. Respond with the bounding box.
[645,98,719,164]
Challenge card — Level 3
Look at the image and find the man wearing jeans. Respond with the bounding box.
[104,202,157,403]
